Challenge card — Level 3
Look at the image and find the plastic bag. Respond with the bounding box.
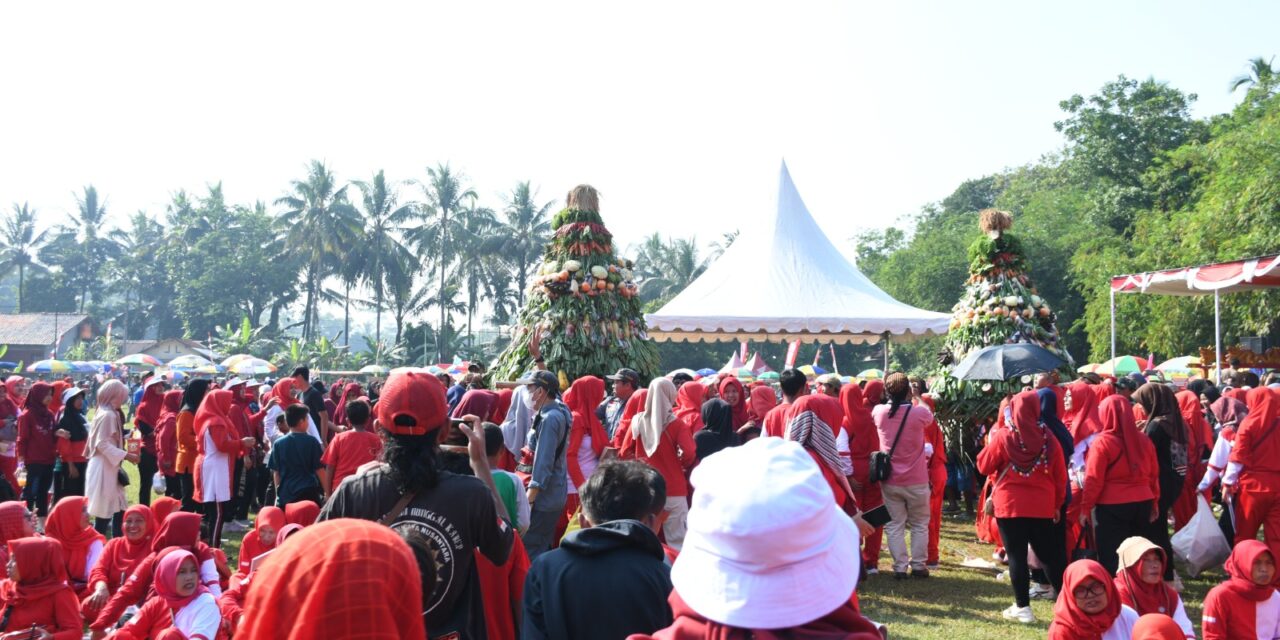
[152,473,166,496]
[1171,495,1231,576]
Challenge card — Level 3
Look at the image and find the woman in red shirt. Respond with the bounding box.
[977,389,1067,624]
[235,506,284,580]
[153,391,183,502]
[45,496,105,597]
[672,383,705,433]
[82,504,153,620]
[842,383,884,573]
[1201,539,1280,640]
[1079,395,1161,576]
[1223,386,1280,559]
[0,537,82,640]
[627,378,695,549]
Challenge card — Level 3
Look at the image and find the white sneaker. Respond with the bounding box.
[1002,605,1036,624]
[222,521,247,532]
[1028,583,1055,600]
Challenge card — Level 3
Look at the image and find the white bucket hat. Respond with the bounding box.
[671,437,860,629]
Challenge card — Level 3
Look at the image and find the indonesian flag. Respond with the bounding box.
[785,341,801,369]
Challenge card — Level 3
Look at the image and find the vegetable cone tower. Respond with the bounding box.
[942,209,1074,369]
[490,185,660,384]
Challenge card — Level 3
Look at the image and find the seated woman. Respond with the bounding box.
[44,495,105,597]
[235,506,284,580]
[220,523,305,636]
[1202,540,1280,640]
[284,500,320,527]
[1113,537,1195,638]
[109,548,220,640]
[0,537,83,640]
[1048,559,1139,639]
[83,505,155,618]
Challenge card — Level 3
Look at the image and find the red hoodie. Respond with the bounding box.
[1080,395,1160,513]
[976,391,1066,519]
[1228,387,1280,492]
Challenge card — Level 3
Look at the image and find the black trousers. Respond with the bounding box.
[202,500,228,548]
[1093,500,1155,576]
[137,449,157,506]
[94,512,123,538]
[174,472,197,512]
[53,461,87,502]
[24,462,54,517]
[996,516,1066,608]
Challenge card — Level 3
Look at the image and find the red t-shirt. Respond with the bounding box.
[321,429,383,490]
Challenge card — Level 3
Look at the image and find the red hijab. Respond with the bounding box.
[861,380,885,409]
[333,382,363,426]
[747,386,777,425]
[1001,390,1049,469]
[45,496,104,580]
[150,497,181,524]
[1099,395,1146,474]
[1065,381,1103,444]
[152,512,212,563]
[22,381,54,423]
[135,381,166,427]
[48,381,71,416]
[3,377,24,406]
[154,547,208,612]
[1049,560,1124,640]
[285,501,320,527]
[0,502,29,567]
[1222,540,1276,601]
[451,389,498,420]
[614,389,649,451]
[2,537,70,608]
[489,389,513,424]
[272,378,304,408]
[1114,545,1178,617]
[785,395,854,510]
[639,589,883,640]
[1131,613,1185,640]
[673,383,706,432]
[718,377,748,429]
[840,384,878,455]
[111,504,156,569]
[564,376,608,455]
[0,382,16,421]
[1175,389,1211,453]
[240,519,426,640]
[194,388,235,445]
[251,507,285,550]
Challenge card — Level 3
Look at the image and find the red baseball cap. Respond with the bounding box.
[375,371,447,436]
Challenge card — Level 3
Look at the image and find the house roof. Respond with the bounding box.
[0,313,91,346]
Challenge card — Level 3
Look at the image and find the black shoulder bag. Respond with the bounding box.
[869,405,912,484]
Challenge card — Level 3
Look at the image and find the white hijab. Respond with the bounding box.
[631,378,677,457]
[501,385,534,456]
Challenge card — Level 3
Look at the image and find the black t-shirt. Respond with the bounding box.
[302,384,327,430]
[319,464,514,640]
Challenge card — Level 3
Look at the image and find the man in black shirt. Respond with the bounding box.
[292,366,331,442]
[320,370,514,640]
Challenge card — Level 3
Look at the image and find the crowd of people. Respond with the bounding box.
[0,358,1277,638]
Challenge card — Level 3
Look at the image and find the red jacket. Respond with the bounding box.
[1228,387,1280,492]
[0,584,82,640]
[17,410,57,465]
[977,425,1067,519]
[628,418,696,497]
[1080,396,1160,513]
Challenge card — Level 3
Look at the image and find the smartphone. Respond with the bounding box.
[443,418,469,446]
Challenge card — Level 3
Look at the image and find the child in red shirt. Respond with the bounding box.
[320,400,382,494]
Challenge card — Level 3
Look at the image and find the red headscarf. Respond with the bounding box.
[152,512,206,556]
[48,380,71,416]
[1114,544,1177,617]
[489,389,513,424]
[1226,387,1250,403]
[747,386,777,425]
[251,506,285,551]
[0,380,16,422]
[1131,613,1185,640]
[240,519,427,640]
[3,376,25,405]
[564,376,608,456]
[1065,381,1103,444]
[1001,390,1049,469]
[639,589,883,640]
[45,496,105,580]
[718,377,748,429]
[1049,560,1124,640]
[1094,381,1115,400]
[1099,394,1147,475]
[156,389,183,468]
[333,382,363,426]
[1222,540,1276,602]
[285,501,320,527]
[861,380,885,409]
[194,389,235,446]
[154,547,208,612]
[785,395,854,510]
[0,502,29,567]
[111,504,156,569]
[2,537,70,608]
[840,384,878,457]
[22,381,54,422]
[1175,389,1211,454]
[673,383,706,432]
[272,378,304,407]
[451,389,498,420]
[135,380,166,428]
[613,389,649,451]
[150,497,181,525]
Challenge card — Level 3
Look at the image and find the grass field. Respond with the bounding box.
[120,462,247,566]
[857,512,1218,639]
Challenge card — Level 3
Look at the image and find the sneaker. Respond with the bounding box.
[866,568,879,575]
[1028,583,1055,600]
[1002,605,1036,624]
[926,563,940,571]
[893,572,908,581]
[910,568,930,579]
[222,521,247,532]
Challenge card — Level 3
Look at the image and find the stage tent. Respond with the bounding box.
[644,162,950,351]
[1110,253,1280,382]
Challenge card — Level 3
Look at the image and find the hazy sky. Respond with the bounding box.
[2,1,1275,282]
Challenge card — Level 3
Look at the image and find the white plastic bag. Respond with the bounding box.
[152,473,166,496]
[1171,495,1231,576]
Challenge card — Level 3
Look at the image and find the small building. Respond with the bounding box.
[121,338,219,363]
[0,313,95,364]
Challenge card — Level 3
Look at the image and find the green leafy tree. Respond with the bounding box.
[496,181,555,306]
[352,171,414,347]
[0,203,48,312]
[633,234,709,305]
[42,186,123,313]
[409,163,476,363]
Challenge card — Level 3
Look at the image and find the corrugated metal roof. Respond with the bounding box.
[0,313,91,346]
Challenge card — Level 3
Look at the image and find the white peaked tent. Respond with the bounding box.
[645,162,951,345]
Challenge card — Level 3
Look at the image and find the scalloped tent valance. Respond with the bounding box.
[644,162,950,345]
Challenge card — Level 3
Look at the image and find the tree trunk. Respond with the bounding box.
[343,281,352,348]
[123,287,130,342]
[516,261,528,307]
[303,263,317,341]
[374,257,383,347]
[16,264,23,313]
[438,207,449,363]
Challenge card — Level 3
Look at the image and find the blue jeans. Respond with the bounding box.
[23,462,54,517]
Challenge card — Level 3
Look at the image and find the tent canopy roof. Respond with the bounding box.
[1111,254,1280,296]
[644,162,950,345]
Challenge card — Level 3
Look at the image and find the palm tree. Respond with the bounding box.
[410,163,476,362]
[274,161,361,340]
[497,181,555,307]
[353,170,415,346]
[634,233,708,303]
[0,203,48,312]
[109,211,164,339]
[44,186,123,313]
[1230,56,1277,93]
[449,197,499,348]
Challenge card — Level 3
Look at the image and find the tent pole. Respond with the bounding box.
[1109,287,1116,363]
[1214,288,1222,385]
[882,331,890,372]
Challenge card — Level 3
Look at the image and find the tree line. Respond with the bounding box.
[857,57,1280,373]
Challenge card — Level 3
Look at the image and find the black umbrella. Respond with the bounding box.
[951,343,1066,381]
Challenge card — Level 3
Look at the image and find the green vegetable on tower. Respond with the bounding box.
[490,184,660,385]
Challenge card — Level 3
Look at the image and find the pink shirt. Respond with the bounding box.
[873,403,932,487]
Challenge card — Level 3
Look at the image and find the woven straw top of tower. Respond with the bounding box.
[566,184,600,212]
[979,208,1013,239]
